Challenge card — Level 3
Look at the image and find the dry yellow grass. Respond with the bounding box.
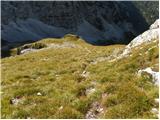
[1,34,159,119]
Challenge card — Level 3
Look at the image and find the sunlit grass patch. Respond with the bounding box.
[1,35,158,118]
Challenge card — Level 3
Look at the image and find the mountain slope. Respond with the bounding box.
[1,20,159,119]
[1,1,159,44]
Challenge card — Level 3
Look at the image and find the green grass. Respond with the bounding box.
[1,34,159,119]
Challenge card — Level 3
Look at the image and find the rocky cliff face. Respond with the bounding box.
[1,1,159,44]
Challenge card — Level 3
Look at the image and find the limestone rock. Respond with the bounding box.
[150,19,159,29]
[37,92,42,96]
[85,102,104,119]
[138,67,159,86]
[122,19,159,57]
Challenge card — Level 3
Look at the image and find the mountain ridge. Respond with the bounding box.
[1,1,159,44]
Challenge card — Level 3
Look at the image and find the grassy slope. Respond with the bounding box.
[1,35,159,119]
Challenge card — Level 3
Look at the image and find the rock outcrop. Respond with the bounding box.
[138,67,159,86]
[122,19,159,56]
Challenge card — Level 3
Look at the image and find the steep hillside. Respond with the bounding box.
[1,1,159,44]
[1,20,159,118]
